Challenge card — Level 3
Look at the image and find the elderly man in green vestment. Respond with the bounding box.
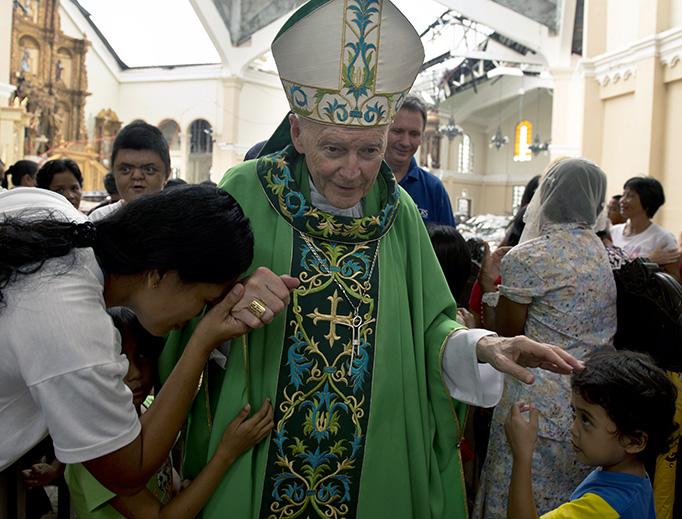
[160,1,582,517]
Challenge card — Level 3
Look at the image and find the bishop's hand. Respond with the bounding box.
[475,335,583,384]
[231,267,299,329]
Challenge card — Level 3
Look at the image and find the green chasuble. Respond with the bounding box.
[160,145,468,519]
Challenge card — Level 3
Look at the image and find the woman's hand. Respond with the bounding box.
[191,284,250,350]
[479,242,511,292]
[647,244,680,266]
[457,308,477,329]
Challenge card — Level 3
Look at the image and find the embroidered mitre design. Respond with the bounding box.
[272,0,424,127]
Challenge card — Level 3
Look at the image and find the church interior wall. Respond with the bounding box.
[605,0,638,53]
[660,75,682,231]
[598,90,636,197]
[117,78,219,130]
[673,1,682,27]
[236,76,289,154]
[4,0,678,233]
[82,56,120,138]
[437,91,551,216]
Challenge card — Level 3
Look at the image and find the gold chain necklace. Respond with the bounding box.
[299,231,381,374]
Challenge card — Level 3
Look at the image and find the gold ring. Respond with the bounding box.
[247,299,267,319]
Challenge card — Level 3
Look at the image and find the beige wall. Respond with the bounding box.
[237,74,289,153]
[599,90,636,195]
[606,0,638,52]
[660,77,682,233]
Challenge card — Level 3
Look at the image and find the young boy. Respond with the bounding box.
[65,307,274,518]
[506,350,678,519]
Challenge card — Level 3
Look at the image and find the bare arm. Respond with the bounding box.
[505,402,539,519]
[108,400,274,519]
[495,296,528,337]
[478,243,513,331]
[83,285,247,494]
[662,261,681,284]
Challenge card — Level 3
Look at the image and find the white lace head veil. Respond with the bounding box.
[520,157,608,243]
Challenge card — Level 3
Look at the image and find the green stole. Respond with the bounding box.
[256,146,397,518]
[160,145,469,519]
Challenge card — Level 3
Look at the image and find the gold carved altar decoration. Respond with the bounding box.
[94,108,122,167]
[10,0,89,157]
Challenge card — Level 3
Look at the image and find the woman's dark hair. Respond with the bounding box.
[36,159,84,189]
[7,160,38,187]
[0,185,254,308]
[571,350,678,459]
[623,176,665,218]
[520,175,541,208]
[112,122,171,174]
[501,175,540,247]
[164,177,187,190]
[427,223,471,302]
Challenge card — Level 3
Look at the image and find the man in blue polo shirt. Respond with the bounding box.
[384,94,456,227]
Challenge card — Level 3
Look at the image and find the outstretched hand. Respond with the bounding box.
[231,267,299,329]
[475,335,583,384]
[505,401,539,462]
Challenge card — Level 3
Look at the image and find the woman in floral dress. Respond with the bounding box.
[473,158,617,518]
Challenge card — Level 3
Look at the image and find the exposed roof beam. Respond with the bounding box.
[436,0,551,56]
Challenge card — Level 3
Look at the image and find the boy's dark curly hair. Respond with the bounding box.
[571,350,678,459]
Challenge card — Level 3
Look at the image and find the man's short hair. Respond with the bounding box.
[111,122,171,173]
[400,94,428,129]
[571,350,678,459]
[623,176,665,217]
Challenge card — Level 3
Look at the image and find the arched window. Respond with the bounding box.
[514,120,532,163]
[190,119,213,154]
[458,134,474,174]
[158,119,180,151]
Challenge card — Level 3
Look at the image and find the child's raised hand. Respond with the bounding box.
[504,401,538,462]
[215,398,275,464]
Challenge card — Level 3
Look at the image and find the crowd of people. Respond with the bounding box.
[1,0,681,518]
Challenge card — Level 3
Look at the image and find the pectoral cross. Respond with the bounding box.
[334,312,375,375]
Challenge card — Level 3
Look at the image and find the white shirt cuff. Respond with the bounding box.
[441,328,504,408]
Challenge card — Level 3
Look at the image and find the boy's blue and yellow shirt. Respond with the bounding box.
[541,468,655,519]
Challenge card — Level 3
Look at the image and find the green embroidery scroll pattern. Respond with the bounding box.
[256,145,400,245]
[260,237,379,519]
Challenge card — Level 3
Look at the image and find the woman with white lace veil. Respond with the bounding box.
[473,157,618,518]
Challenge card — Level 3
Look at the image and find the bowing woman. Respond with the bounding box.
[0,185,296,496]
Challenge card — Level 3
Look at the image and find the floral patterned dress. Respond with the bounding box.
[473,223,617,518]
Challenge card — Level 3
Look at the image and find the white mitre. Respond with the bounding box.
[272,0,425,128]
